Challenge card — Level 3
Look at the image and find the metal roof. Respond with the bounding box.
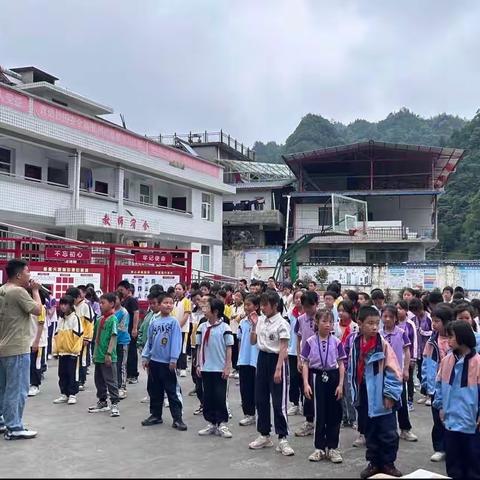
[235,180,295,190]
[289,189,442,198]
[220,159,295,182]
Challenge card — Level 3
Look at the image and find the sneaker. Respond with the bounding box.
[352,434,366,447]
[233,371,239,379]
[67,395,77,405]
[198,423,217,436]
[4,429,37,440]
[276,438,294,456]
[79,384,86,392]
[228,407,232,419]
[287,405,300,416]
[88,401,110,413]
[179,370,187,378]
[110,404,120,417]
[118,389,127,400]
[382,463,402,477]
[360,464,380,479]
[128,377,139,384]
[172,419,188,431]
[28,386,40,397]
[239,415,256,426]
[217,424,233,438]
[408,401,414,412]
[425,398,432,406]
[328,448,343,463]
[294,421,314,437]
[400,430,418,442]
[0,425,6,434]
[141,415,163,426]
[140,396,149,404]
[430,451,446,462]
[417,396,426,404]
[308,449,326,462]
[53,394,68,404]
[249,434,274,449]
[193,406,203,416]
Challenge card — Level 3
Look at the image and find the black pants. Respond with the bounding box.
[288,355,302,406]
[147,360,183,421]
[177,332,188,371]
[431,402,445,452]
[302,368,314,422]
[416,358,423,385]
[94,362,119,404]
[255,350,289,438]
[191,347,203,404]
[30,348,46,387]
[407,363,415,402]
[232,334,239,371]
[47,323,56,356]
[239,365,256,416]
[313,368,342,450]
[79,342,90,385]
[397,382,412,431]
[127,336,139,379]
[202,371,228,426]
[58,355,79,396]
[445,430,480,479]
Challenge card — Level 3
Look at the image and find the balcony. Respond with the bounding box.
[223,209,284,228]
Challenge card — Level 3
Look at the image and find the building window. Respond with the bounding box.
[201,193,213,220]
[80,167,93,190]
[0,147,12,175]
[201,245,211,271]
[366,250,409,263]
[123,178,129,199]
[158,196,168,208]
[47,165,68,186]
[24,164,42,182]
[140,184,152,204]
[172,196,186,211]
[309,248,350,263]
[95,181,109,195]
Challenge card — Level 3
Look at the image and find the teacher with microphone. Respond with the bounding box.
[0,259,43,440]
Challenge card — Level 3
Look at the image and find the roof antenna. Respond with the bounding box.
[120,113,127,129]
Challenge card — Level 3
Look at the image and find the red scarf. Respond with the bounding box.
[356,335,377,386]
[292,306,301,319]
[202,320,222,365]
[340,320,352,345]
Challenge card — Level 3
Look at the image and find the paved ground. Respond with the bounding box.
[1,360,448,478]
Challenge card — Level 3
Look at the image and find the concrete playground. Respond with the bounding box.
[1,361,447,478]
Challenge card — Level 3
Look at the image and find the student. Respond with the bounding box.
[53,295,83,405]
[343,290,359,318]
[114,294,130,400]
[141,293,187,431]
[349,306,403,479]
[45,295,58,360]
[251,259,263,281]
[334,299,359,428]
[307,281,317,292]
[427,290,444,315]
[421,303,453,462]
[442,286,453,304]
[237,294,260,426]
[433,320,480,479]
[395,300,418,411]
[322,290,339,323]
[196,298,233,438]
[303,309,345,463]
[295,291,319,437]
[28,292,47,397]
[454,303,480,351]
[267,277,278,291]
[88,293,120,417]
[174,283,191,377]
[199,281,211,296]
[281,282,294,318]
[230,290,246,378]
[371,289,386,316]
[238,279,249,294]
[189,290,204,402]
[358,292,371,307]
[380,305,417,442]
[287,289,304,416]
[249,291,293,456]
[401,288,415,303]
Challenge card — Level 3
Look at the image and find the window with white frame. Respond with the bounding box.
[123,178,129,200]
[0,147,12,175]
[201,193,213,221]
[140,184,152,204]
[200,245,211,271]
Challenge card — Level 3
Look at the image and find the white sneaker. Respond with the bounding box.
[249,434,274,449]
[4,429,37,440]
[400,430,418,442]
[239,415,256,426]
[425,398,432,406]
[198,423,217,436]
[287,405,300,416]
[110,404,120,417]
[417,396,426,404]
[352,434,366,447]
[47,354,53,360]
[118,389,127,399]
[276,439,294,456]
[294,421,314,437]
[228,407,233,419]
[67,395,77,405]
[328,448,343,463]
[430,451,446,462]
[53,394,68,404]
[140,396,149,404]
[28,386,39,397]
[217,424,233,438]
[179,370,187,378]
[308,449,326,462]
[233,371,239,379]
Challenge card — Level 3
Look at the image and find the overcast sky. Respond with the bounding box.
[1,0,479,145]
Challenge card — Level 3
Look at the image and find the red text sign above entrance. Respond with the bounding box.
[134,252,173,264]
[45,247,92,262]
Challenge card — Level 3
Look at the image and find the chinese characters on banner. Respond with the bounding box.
[134,253,173,264]
[44,247,92,262]
[101,213,151,232]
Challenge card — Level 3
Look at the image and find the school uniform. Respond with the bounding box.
[174,297,192,371]
[142,314,183,421]
[230,303,245,371]
[196,320,234,426]
[237,314,259,416]
[398,318,418,402]
[411,312,432,385]
[433,350,480,479]
[75,299,94,387]
[189,308,204,402]
[287,307,302,407]
[301,334,346,450]
[255,312,290,438]
[349,333,403,470]
[380,326,412,431]
[45,297,57,358]
[114,307,130,391]
[29,306,48,387]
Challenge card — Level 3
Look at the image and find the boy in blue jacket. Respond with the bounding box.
[141,293,187,431]
[349,306,403,479]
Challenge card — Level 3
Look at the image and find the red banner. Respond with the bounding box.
[45,247,92,262]
[134,252,173,264]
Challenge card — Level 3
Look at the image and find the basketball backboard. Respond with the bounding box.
[331,194,368,234]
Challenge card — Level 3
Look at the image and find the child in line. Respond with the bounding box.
[454,303,480,351]
[141,293,187,431]
[189,290,204,413]
[53,295,83,405]
[303,309,345,464]
[380,305,418,442]
[349,306,403,479]
[295,291,318,437]
[114,294,130,400]
[323,290,339,322]
[230,290,246,378]
[88,293,120,417]
[358,292,371,307]
[421,303,453,462]
[174,282,191,377]
[237,294,260,426]
[196,298,233,438]
[287,289,304,416]
[249,291,293,456]
[433,320,480,479]
[335,299,359,428]
[28,292,47,397]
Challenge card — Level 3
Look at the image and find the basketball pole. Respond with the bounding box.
[284,194,291,251]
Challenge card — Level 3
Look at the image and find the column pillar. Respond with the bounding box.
[72,150,81,209]
[117,166,124,214]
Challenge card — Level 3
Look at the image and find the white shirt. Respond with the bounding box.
[251,264,262,281]
[256,312,290,354]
